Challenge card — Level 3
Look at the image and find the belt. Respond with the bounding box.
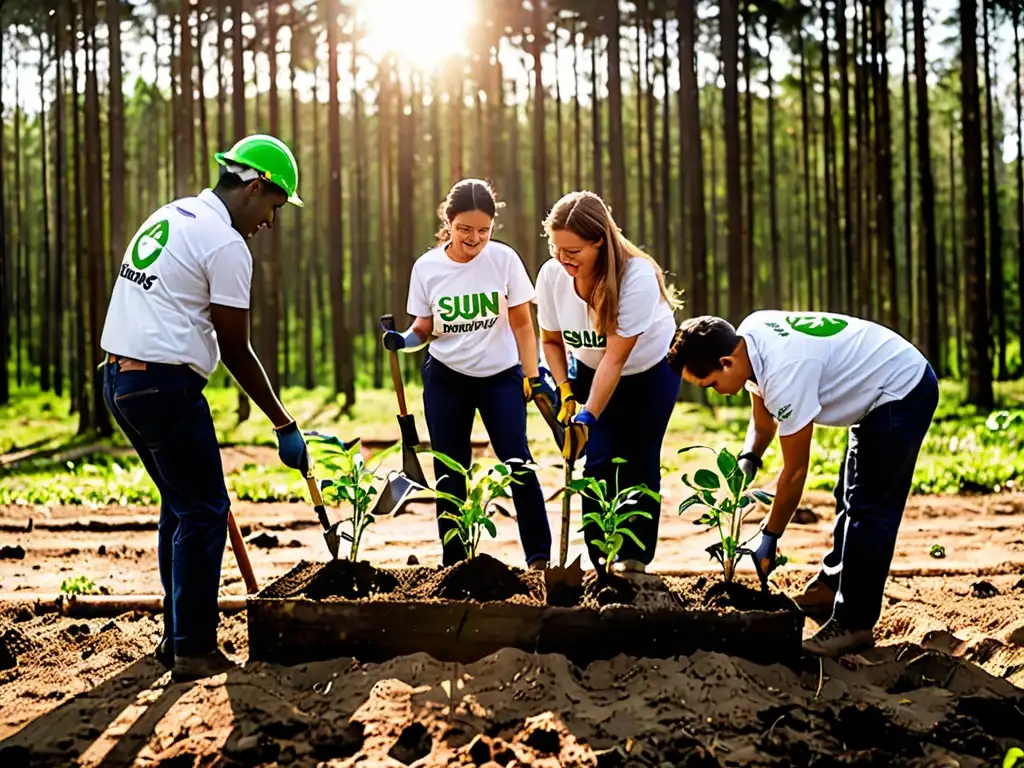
[107,354,148,372]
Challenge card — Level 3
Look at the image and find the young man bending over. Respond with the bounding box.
[667,311,937,657]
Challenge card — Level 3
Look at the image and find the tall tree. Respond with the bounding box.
[960,0,994,406]
[531,0,547,274]
[84,0,112,434]
[265,0,281,392]
[722,0,743,322]
[678,0,707,316]
[913,0,939,364]
[872,0,897,328]
[837,0,855,314]
[177,0,195,195]
[981,0,1006,378]
[1015,1,1024,370]
[53,0,68,398]
[38,32,52,392]
[765,9,781,307]
[606,0,627,230]
[901,0,914,341]
[109,0,126,266]
[0,29,7,405]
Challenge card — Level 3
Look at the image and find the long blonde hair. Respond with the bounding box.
[543,190,680,336]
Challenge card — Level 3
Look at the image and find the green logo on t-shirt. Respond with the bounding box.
[785,314,849,337]
[130,219,170,270]
[563,329,606,349]
[776,404,793,422]
[438,291,500,322]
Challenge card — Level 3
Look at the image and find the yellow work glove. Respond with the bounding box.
[563,410,595,462]
[556,381,577,424]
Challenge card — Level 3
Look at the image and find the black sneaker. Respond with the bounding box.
[802,619,875,658]
[171,648,236,683]
[154,636,174,669]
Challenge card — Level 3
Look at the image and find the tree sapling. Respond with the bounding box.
[677,445,777,584]
[305,432,401,561]
[423,452,533,559]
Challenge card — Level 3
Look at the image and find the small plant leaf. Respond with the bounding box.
[929,544,946,559]
[611,457,628,465]
[678,444,715,455]
[693,469,720,490]
[751,490,774,505]
[717,448,738,479]
[619,527,647,550]
[678,494,703,514]
[443,528,461,545]
[422,450,470,477]
[481,518,498,538]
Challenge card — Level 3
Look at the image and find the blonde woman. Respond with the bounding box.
[536,190,681,573]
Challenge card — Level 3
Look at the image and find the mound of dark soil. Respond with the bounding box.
[413,553,532,602]
[302,559,401,601]
[583,572,638,607]
[700,580,797,613]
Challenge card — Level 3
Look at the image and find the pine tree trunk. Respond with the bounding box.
[305,63,318,390]
[265,0,281,392]
[766,19,781,308]
[351,29,367,373]
[1015,6,1024,374]
[901,0,914,342]
[591,37,603,196]
[678,0,707,316]
[722,0,743,322]
[709,68,721,315]
[39,35,52,392]
[872,0,897,328]
[646,11,658,254]
[325,0,350,403]
[572,19,582,190]
[109,0,126,286]
[70,1,90,427]
[659,17,671,270]
[54,4,68,398]
[636,4,647,247]
[950,121,962,375]
[837,0,855,315]
[960,0,994,407]
[821,0,839,311]
[217,0,226,148]
[912,0,939,365]
[554,18,564,195]
[177,1,195,196]
[230,0,250,422]
[799,32,814,309]
[531,0,547,275]
[742,12,755,313]
[0,31,7,405]
[13,47,24,389]
[196,18,210,200]
[84,1,112,435]
[606,0,627,232]
[981,0,1005,378]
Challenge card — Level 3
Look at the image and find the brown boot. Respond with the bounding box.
[794,578,835,623]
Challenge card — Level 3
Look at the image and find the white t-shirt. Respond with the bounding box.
[407,240,535,377]
[737,310,928,437]
[535,256,677,376]
[100,189,252,379]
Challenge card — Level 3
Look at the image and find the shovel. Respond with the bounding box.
[374,314,430,517]
[305,464,351,560]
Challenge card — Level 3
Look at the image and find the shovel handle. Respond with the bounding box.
[226,510,259,595]
[559,461,572,567]
[380,314,409,417]
[305,475,330,529]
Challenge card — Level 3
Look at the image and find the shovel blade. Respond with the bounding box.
[370,471,426,518]
[544,555,585,607]
[323,522,353,560]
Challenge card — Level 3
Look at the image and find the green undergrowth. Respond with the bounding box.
[1,377,1023,505]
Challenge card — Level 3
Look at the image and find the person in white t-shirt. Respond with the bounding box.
[537,190,681,574]
[381,179,553,569]
[668,311,938,658]
[99,134,318,683]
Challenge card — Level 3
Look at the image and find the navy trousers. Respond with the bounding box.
[103,359,230,657]
[822,364,939,629]
[421,354,551,566]
[570,357,681,566]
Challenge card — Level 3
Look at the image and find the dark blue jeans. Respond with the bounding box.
[421,355,551,566]
[102,359,230,657]
[571,357,682,566]
[822,363,939,629]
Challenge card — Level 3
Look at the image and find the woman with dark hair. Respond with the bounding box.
[537,190,681,574]
[382,178,553,569]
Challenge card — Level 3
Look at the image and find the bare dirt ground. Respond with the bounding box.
[1,447,1023,766]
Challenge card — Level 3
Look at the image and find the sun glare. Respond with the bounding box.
[357,0,477,72]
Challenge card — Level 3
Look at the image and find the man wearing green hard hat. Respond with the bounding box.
[98,133,323,682]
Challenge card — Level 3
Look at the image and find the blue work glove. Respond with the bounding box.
[751,527,780,580]
[563,408,596,462]
[275,420,310,474]
[381,322,426,352]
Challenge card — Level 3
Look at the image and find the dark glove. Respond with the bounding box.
[751,527,780,580]
[563,409,596,462]
[523,373,556,406]
[382,330,407,351]
[737,451,762,485]
[275,420,310,474]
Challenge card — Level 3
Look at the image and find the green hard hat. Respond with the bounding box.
[215,133,303,207]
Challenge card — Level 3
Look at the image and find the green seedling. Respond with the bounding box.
[1004,747,1024,768]
[60,575,98,595]
[306,433,401,561]
[561,457,660,577]
[423,451,533,559]
[929,544,946,559]
[677,445,776,584]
